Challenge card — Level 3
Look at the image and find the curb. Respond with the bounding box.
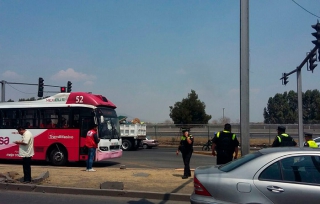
[193,151,212,156]
[0,182,190,202]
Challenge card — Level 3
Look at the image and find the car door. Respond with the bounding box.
[253,155,320,204]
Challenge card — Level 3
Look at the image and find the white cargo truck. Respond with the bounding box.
[120,123,147,151]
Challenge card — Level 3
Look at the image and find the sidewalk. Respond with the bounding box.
[0,164,195,202]
[0,150,213,201]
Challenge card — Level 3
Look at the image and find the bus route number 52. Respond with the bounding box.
[76,96,84,103]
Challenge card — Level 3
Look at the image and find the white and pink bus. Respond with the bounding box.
[0,92,122,165]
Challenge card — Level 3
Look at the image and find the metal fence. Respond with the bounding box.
[146,123,320,145]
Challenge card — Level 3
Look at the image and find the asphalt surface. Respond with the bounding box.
[0,150,213,202]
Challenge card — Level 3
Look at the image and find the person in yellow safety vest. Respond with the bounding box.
[303,132,318,148]
[272,126,297,147]
[211,123,239,165]
[176,128,194,179]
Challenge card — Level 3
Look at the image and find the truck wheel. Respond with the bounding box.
[122,139,132,151]
[50,148,67,166]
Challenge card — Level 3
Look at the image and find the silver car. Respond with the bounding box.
[190,147,320,204]
[314,137,320,148]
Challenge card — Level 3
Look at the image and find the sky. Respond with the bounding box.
[1,0,320,123]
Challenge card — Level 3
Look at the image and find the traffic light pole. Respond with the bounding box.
[280,45,318,147]
[297,68,303,147]
[1,80,5,102]
[280,46,318,79]
[0,80,66,102]
[5,81,62,87]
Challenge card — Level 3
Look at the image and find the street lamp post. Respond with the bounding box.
[223,108,225,122]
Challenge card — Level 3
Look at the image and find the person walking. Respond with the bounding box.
[176,128,194,179]
[211,123,239,165]
[272,126,297,147]
[303,132,318,148]
[85,124,100,172]
[14,126,34,183]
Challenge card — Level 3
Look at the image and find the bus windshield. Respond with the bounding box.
[96,108,120,140]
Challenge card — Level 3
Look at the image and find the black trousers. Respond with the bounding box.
[216,152,233,165]
[182,151,193,176]
[22,157,32,182]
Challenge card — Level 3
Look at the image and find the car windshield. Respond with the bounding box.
[219,151,262,172]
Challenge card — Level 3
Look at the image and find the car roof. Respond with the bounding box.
[258,147,320,155]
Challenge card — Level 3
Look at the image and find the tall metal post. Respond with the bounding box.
[1,80,5,102]
[223,108,225,122]
[297,69,304,147]
[240,0,250,156]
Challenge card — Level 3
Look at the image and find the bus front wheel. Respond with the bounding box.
[50,148,67,166]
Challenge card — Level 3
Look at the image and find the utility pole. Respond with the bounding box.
[240,0,250,156]
[1,80,5,102]
[222,108,225,122]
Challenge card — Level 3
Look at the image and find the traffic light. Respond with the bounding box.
[311,21,320,47]
[60,86,66,93]
[38,77,44,97]
[282,73,289,85]
[308,51,317,72]
[67,81,72,93]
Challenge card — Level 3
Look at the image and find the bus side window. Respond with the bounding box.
[21,109,35,128]
[73,120,79,128]
[0,111,3,128]
[45,119,54,128]
[71,112,80,128]
[3,109,20,129]
[25,122,32,128]
[80,118,93,137]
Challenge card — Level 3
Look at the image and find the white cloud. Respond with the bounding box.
[51,68,96,82]
[84,81,94,86]
[1,70,23,79]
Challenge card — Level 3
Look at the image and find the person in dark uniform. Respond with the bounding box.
[272,126,297,147]
[211,123,239,165]
[303,132,318,148]
[176,128,194,179]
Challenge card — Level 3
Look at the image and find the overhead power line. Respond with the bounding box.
[7,84,35,95]
[292,0,320,18]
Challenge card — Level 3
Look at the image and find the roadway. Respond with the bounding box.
[94,146,215,169]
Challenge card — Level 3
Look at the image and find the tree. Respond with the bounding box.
[263,89,320,124]
[303,89,320,123]
[169,90,212,124]
[163,119,173,124]
[7,99,14,102]
[19,97,36,101]
[219,116,231,124]
[211,119,218,124]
